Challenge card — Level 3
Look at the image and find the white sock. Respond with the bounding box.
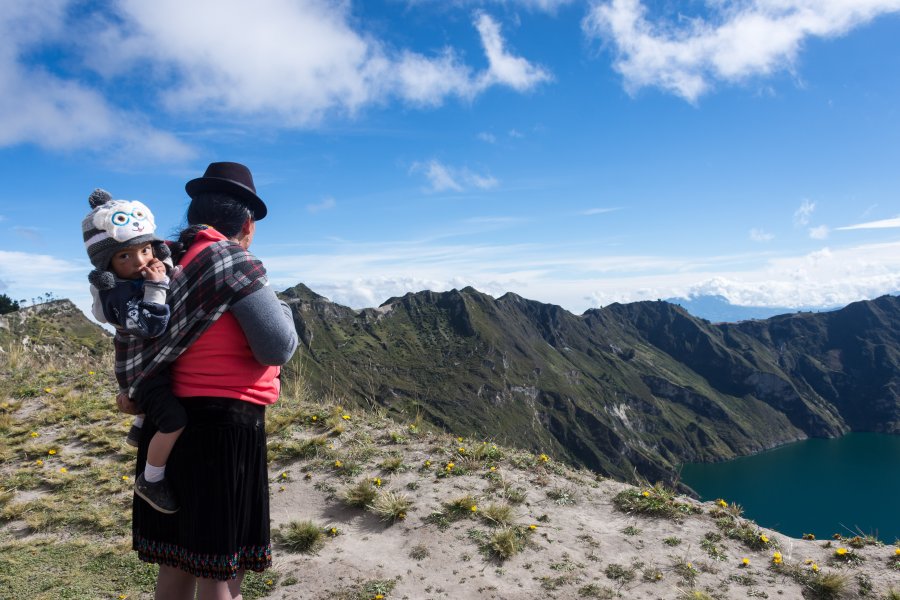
[144,462,166,483]
[133,415,145,428]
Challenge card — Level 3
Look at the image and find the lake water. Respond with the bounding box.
[680,432,900,542]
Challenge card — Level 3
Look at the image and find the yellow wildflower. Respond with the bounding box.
[374,595,384,600]
[772,552,782,564]
[281,472,288,479]
[458,447,467,454]
[35,459,43,466]
[741,557,750,566]
[118,595,128,599]
[60,467,68,473]
[424,460,432,467]
[44,388,52,393]
[445,462,455,470]
[311,415,318,421]
[490,466,496,472]
[470,505,477,513]
[529,524,537,530]
[279,486,285,492]
[759,534,769,544]
[122,475,129,481]
[88,371,95,375]
[641,490,650,498]
[895,548,900,556]
[341,414,351,420]
[457,436,463,442]
[398,512,406,520]
[835,547,848,556]
[716,499,727,508]
[538,453,549,462]
[811,563,819,572]
[48,449,57,455]
[265,579,273,586]
[30,432,39,438]
[330,527,338,536]
[373,478,382,486]
[334,460,343,468]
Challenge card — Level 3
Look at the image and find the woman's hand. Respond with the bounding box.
[116,390,140,415]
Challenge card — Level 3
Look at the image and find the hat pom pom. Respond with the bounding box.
[89,188,112,208]
[88,269,116,290]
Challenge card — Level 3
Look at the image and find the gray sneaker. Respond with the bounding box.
[125,424,142,448]
[134,473,179,514]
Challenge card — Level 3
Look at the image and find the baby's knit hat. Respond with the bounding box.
[82,189,162,289]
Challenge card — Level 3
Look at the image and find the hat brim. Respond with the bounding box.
[185,177,267,220]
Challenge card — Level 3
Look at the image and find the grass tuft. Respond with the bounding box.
[277,519,325,554]
[368,490,412,523]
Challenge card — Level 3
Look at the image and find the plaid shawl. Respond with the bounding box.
[114,239,268,397]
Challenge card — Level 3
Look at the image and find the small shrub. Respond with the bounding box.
[622,525,641,536]
[546,487,576,506]
[805,572,848,599]
[342,479,378,508]
[613,483,699,521]
[277,520,324,554]
[604,563,635,582]
[488,525,528,560]
[663,536,682,547]
[368,490,412,523]
[379,454,404,473]
[480,502,515,526]
[409,544,429,560]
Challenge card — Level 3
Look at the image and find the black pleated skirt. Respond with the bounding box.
[132,396,271,580]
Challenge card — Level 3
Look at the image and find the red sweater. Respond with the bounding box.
[170,228,280,405]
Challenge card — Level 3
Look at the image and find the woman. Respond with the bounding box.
[117,162,298,599]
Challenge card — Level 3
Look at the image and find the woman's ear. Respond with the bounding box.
[238,218,256,249]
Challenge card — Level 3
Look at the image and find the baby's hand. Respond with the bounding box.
[141,258,167,282]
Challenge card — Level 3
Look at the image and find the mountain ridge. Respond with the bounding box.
[280,284,900,484]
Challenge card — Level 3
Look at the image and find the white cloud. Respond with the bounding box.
[508,128,525,138]
[583,0,900,101]
[0,250,93,320]
[808,225,830,239]
[837,216,900,230]
[0,2,194,160]
[411,160,499,192]
[793,199,815,226]
[477,132,497,143]
[307,197,337,214]
[749,228,774,242]
[93,2,548,124]
[474,12,553,91]
[255,234,900,315]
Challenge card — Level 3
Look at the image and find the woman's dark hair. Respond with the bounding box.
[174,192,253,257]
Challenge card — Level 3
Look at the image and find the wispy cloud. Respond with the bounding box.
[0,2,194,161]
[477,132,497,143]
[306,197,337,214]
[749,228,774,242]
[410,160,499,192]
[580,207,621,216]
[837,216,900,230]
[473,12,553,92]
[13,226,42,242]
[583,0,900,102]
[794,199,815,227]
[808,225,829,240]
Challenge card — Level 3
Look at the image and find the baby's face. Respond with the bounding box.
[110,242,154,279]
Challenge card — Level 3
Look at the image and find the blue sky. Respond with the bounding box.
[2,0,900,319]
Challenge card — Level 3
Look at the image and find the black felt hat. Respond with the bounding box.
[185,161,267,220]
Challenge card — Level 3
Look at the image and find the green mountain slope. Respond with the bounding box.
[282,285,900,483]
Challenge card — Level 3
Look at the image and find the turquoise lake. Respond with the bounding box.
[680,432,900,542]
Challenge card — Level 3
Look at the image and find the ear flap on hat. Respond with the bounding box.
[152,240,171,261]
[88,269,116,291]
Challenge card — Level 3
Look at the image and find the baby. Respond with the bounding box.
[82,189,184,514]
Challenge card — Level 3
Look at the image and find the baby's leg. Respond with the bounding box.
[146,427,185,476]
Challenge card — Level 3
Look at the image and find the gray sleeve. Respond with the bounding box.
[230,284,299,366]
